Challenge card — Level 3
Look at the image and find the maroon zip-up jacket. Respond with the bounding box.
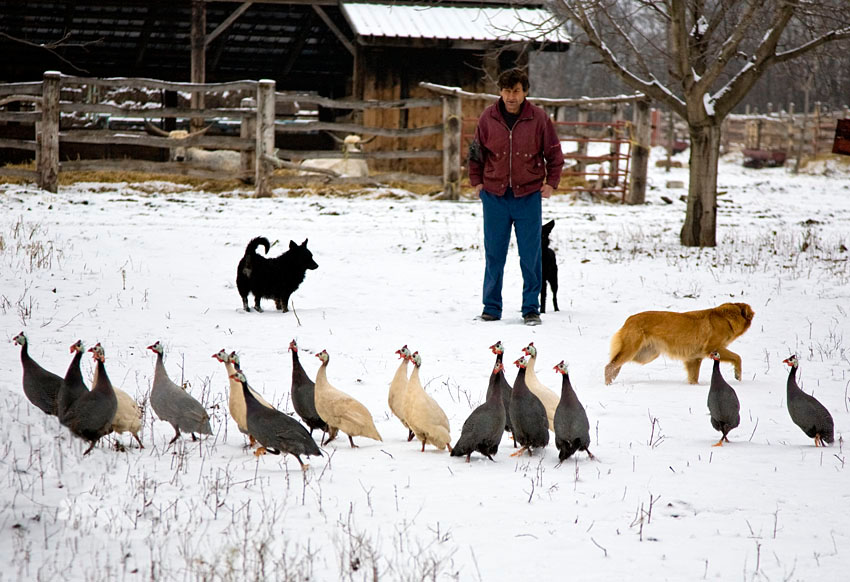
[468,99,564,197]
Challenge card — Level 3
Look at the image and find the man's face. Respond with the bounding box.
[500,82,528,114]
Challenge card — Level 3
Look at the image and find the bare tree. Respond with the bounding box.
[546,1,850,246]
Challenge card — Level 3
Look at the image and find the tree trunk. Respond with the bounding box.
[680,122,721,247]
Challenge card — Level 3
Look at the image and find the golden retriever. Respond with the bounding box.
[604,302,755,385]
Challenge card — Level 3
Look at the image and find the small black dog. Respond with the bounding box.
[236,236,318,312]
[540,219,559,314]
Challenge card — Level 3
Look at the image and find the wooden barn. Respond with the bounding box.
[0,0,569,173]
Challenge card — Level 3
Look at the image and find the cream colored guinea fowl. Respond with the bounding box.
[313,349,382,447]
[522,342,559,432]
[90,343,144,449]
[403,352,452,452]
[387,345,415,441]
[211,349,274,446]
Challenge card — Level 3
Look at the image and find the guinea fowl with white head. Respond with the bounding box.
[313,349,382,447]
[58,340,90,426]
[707,351,740,446]
[289,339,329,436]
[13,331,62,416]
[90,343,143,449]
[450,360,506,462]
[60,340,117,455]
[489,341,515,444]
[509,356,549,457]
[522,343,559,432]
[553,361,593,463]
[403,352,452,452]
[148,341,212,444]
[387,345,415,441]
[212,348,274,446]
[231,370,321,471]
[784,355,834,446]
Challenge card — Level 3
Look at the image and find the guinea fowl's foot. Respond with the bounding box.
[407,429,415,442]
[814,435,822,447]
[467,454,473,463]
[586,449,595,460]
[446,443,453,454]
[254,446,268,457]
[420,441,426,452]
[510,445,529,457]
[168,430,181,445]
[191,433,198,442]
[322,430,338,446]
[348,435,359,448]
[83,442,96,456]
[712,439,724,447]
[249,435,257,447]
[133,434,145,449]
[295,455,309,471]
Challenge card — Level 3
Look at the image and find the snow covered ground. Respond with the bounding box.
[1,149,848,581]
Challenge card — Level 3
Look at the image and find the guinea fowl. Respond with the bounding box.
[61,340,118,455]
[707,351,740,446]
[522,343,559,432]
[553,361,593,463]
[489,341,515,445]
[90,343,144,449]
[509,357,550,457]
[58,340,91,427]
[289,339,329,436]
[784,355,834,446]
[13,331,62,416]
[212,349,274,446]
[387,345,415,441]
[148,341,212,444]
[450,361,506,462]
[313,349,382,447]
[403,352,452,452]
[231,370,322,471]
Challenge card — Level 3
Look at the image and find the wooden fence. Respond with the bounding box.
[1,71,652,202]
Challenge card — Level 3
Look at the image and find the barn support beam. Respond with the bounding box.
[37,71,60,193]
[442,94,462,200]
[627,99,651,204]
[190,0,206,132]
[206,2,253,48]
[240,97,256,184]
[255,79,276,197]
[312,6,355,56]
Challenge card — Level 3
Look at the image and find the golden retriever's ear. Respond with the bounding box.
[739,303,754,321]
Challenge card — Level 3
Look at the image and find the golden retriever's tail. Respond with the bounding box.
[605,329,626,384]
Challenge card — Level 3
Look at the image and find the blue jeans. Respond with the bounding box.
[480,188,542,318]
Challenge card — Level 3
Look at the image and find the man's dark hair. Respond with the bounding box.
[498,68,529,92]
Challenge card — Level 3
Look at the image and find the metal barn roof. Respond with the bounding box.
[341,2,570,45]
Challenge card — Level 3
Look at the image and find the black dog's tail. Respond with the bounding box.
[244,236,271,257]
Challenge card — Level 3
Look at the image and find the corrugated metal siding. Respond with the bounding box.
[341,3,570,44]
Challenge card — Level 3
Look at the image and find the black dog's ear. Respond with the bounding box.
[542,220,555,236]
[289,240,298,250]
[301,238,309,247]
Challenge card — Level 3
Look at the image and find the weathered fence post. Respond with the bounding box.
[240,97,256,184]
[609,104,623,186]
[442,94,462,200]
[255,79,275,198]
[574,108,589,176]
[38,71,60,193]
[626,99,650,204]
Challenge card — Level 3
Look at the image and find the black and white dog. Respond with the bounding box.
[236,237,318,312]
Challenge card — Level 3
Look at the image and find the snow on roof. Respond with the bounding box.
[341,2,570,44]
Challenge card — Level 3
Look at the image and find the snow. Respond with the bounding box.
[1,149,849,581]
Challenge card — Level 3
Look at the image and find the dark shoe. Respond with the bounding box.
[479,312,500,321]
[523,313,541,326]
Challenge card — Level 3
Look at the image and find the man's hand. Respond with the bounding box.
[541,184,554,199]
[474,184,484,195]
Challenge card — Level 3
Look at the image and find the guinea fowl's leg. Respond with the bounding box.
[254,446,267,457]
[407,429,415,442]
[295,455,308,471]
[249,434,256,447]
[815,435,822,447]
[133,433,145,449]
[468,454,473,463]
[446,443,453,453]
[168,427,181,445]
[510,445,529,457]
[585,449,595,460]
[348,435,359,448]
[191,433,198,442]
[420,440,425,452]
[712,438,724,447]
[83,441,97,455]
[323,429,338,446]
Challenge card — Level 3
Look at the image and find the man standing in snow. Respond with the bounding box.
[468,68,564,326]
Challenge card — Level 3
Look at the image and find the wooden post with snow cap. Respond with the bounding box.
[255,79,275,198]
[240,97,256,184]
[442,94,462,200]
[626,99,651,204]
[38,71,60,193]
